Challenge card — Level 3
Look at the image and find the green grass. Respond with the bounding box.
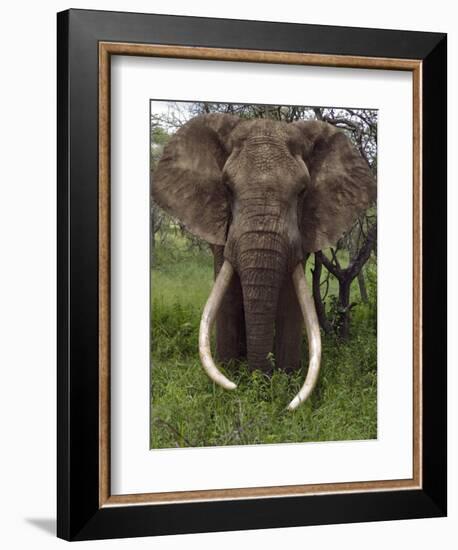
[150,232,377,448]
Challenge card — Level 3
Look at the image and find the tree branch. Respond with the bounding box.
[347,224,377,280]
[317,250,342,279]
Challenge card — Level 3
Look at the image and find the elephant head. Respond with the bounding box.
[152,113,376,410]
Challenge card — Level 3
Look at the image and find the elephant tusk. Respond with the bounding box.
[287,264,322,411]
[199,260,237,390]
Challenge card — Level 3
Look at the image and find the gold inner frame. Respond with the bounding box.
[98,42,423,507]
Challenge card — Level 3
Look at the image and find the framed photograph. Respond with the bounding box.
[57,9,447,541]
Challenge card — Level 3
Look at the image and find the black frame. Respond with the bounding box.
[57,8,447,541]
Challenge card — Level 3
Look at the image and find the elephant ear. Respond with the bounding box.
[294,120,376,253]
[151,113,240,245]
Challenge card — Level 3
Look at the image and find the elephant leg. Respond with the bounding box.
[212,246,247,362]
[275,276,303,372]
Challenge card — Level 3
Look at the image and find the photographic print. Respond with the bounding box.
[150,100,377,449]
[58,13,446,539]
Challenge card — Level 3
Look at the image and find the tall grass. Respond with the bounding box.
[150,233,377,448]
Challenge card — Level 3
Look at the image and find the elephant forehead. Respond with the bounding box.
[231,119,289,141]
[245,141,286,167]
[241,139,297,176]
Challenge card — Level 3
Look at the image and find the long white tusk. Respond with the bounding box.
[287,264,322,411]
[199,260,237,390]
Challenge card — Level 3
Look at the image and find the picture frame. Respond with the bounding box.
[57,8,447,541]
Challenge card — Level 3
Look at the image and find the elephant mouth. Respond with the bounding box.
[198,260,322,410]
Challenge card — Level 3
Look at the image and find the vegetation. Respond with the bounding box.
[150,231,377,448]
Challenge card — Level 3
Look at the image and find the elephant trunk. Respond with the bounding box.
[237,230,287,371]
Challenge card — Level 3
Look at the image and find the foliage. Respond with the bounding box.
[150,237,377,449]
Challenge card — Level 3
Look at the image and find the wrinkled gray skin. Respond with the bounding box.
[152,114,376,373]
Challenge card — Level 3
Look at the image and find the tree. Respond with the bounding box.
[315,224,377,339]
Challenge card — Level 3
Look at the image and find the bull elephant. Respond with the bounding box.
[152,113,376,409]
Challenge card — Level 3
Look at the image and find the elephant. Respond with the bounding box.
[151,113,376,410]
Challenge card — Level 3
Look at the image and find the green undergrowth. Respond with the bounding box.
[150,235,377,449]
